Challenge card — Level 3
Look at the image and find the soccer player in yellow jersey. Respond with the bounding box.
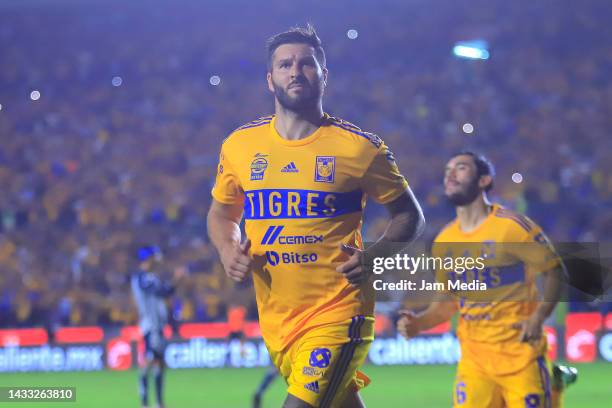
[397,152,570,408]
[207,25,424,408]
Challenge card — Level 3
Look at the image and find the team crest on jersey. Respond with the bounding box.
[314,156,335,183]
[250,153,268,181]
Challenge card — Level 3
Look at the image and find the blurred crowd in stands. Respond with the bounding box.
[0,0,610,328]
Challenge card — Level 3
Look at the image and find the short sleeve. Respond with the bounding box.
[510,218,561,274]
[211,144,244,204]
[360,142,408,204]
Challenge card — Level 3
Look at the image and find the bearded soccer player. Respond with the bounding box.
[207,25,424,408]
[397,152,576,408]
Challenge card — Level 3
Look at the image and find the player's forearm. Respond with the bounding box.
[366,192,425,259]
[417,301,457,331]
[207,210,242,255]
[384,208,425,243]
[533,264,564,323]
[365,215,424,261]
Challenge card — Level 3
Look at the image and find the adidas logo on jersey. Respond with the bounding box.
[304,381,320,394]
[281,162,299,173]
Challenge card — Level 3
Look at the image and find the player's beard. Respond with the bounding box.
[446,177,481,207]
[272,79,322,112]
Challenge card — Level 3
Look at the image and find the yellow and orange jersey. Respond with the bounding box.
[212,114,408,352]
[432,204,560,374]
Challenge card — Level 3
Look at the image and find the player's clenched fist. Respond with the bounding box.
[336,244,370,288]
[220,239,253,282]
[397,310,420,339]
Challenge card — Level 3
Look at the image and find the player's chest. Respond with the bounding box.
[237,144,361,191]
[236,143,363,221]
[436,227,518,263]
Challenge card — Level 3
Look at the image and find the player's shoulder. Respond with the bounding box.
[326,115,384,150]
[131,270,148,288]
[222,115,274,146]
[129,271,140,285]
[492,204,540,235]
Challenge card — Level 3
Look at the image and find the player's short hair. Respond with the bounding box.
[451,150,496,192]
[266,23,326,71]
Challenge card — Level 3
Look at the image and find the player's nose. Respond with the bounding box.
[445,170,458,182]
[290,65,304,79]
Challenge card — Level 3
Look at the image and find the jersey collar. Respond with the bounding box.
[269,113,329,146]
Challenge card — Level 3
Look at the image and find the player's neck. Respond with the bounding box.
[274,103,324,140]
[456,197,492,233]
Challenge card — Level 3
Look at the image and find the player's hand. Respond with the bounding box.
[220,239,253,282]
[512,314,544,346]
[336,244,369,287]
[397,310,421,339]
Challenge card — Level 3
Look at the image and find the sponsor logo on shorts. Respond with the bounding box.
[302,367,324,377]
[309,348,332,369]
[304,381,320,394]
[524,394,541,408]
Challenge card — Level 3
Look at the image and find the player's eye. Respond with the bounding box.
[279,62,290,69]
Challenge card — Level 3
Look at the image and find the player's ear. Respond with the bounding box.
[322,67,328,88]
[266,71,274,93]
[479,175,493,191]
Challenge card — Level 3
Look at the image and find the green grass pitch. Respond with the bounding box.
[0,363,610,407]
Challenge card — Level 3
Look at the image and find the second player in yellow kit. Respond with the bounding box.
[433,204,558,408]
[398,152,564,408]
[208,25,424,408]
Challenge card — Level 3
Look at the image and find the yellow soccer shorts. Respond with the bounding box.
[453,355,552,408]
[268,315,374,408]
